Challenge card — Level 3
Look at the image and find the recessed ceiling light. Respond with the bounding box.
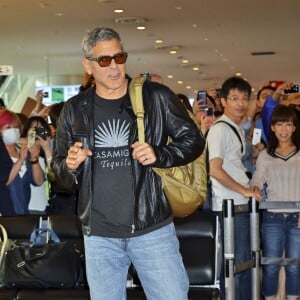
[182,59,189,64]
[186,85,191,89]
[137,26,146,30]
[175,6,182,10]
[114,9,124,13]
[177,80,183,84]
[170,50,177,55]
[155,39,163,44]
[167,75,174,79]
[193,66,200,71]
[235,72,242,76]
[55,12,64,17]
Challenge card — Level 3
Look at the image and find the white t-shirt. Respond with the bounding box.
[206,115,249,211]
[29,156,47,212]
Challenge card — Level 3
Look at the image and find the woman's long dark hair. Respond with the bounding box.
[21,116,50,138]
[267,105,298,156]
[21,116,51,159]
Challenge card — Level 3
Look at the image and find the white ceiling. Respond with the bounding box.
[1,0,300,98]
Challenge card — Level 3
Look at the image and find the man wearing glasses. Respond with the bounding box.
[206,76,262,300]
[51,27,204,300]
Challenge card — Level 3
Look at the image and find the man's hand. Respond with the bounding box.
[131,141,156,165]
[66,142,92,170]
[244,186,262,201]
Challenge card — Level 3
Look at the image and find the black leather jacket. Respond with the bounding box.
[51,80,204,235]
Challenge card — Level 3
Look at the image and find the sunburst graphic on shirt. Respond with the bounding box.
[95,119,130,147]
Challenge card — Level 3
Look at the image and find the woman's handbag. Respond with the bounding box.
[3,227,84,289]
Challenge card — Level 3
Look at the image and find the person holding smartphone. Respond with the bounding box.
[193,92,216,136]
[0,109,44,215]
[21,116,53,214]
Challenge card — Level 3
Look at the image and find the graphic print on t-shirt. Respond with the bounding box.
[91,95,135,237]
[94,118,131,170]
[95,118,130,147]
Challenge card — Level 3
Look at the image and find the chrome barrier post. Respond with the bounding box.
[223,199,235,300]
[250,198,261,300]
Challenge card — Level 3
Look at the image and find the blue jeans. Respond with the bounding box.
[84,223,189,300]
[234,212,252,300]
[217,211,252,300]
[261,211,300,297]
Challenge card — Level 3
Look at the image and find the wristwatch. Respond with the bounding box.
[30,159,39,164]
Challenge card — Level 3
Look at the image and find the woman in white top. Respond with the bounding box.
[251,105,300,300]
[0,109,44,215]
[21,116,53,214]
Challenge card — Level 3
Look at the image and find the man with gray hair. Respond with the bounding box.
[51,27,204,300]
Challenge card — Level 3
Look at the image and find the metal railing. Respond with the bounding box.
[222,198,300,300]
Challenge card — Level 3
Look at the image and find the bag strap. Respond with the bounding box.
[129,77,146,143]
[214,120,244,153]
[0,224,8,265]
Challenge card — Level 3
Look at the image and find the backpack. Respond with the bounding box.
[129,77,207,218]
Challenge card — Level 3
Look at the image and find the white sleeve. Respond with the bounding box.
[206,124,228,160]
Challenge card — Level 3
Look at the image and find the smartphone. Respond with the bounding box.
[284,84,299,94]
[27,130,36,148]
[197,90,207,108]
[252,128,262,145]
[46,115,52,125]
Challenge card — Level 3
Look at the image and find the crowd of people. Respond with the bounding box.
[0,26,299,300]
[0,93,77,216]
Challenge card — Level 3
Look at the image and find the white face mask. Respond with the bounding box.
[2,128,20,145]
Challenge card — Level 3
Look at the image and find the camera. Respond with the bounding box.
[36,127,50,140]
[284,84,299,94]
[42,91,49,98]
